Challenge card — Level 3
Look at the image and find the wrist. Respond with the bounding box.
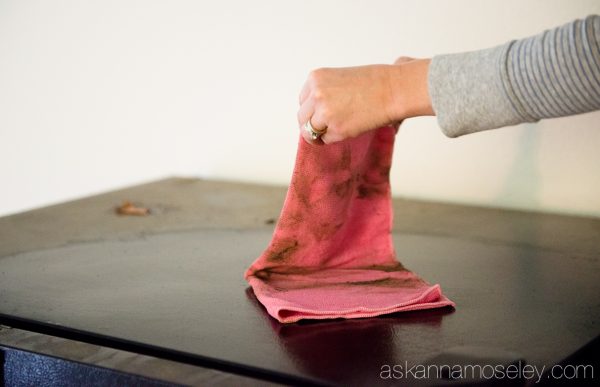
[386,59,434,121]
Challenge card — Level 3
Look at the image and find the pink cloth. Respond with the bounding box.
[245,126,454,323]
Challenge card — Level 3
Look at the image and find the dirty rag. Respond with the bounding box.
[245,126,454,323]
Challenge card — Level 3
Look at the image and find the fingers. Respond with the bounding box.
[298,80,311,105]
[298,87,332,144]
[297,98,315,129]
[319,131,342,144]
[309,107,328,133]
[298,100,321,144]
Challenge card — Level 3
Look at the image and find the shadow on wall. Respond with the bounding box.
[494,123,542,211]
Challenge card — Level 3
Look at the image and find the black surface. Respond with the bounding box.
[1,345,176,387]
[1,229,599,386]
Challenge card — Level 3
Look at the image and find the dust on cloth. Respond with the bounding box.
[245,126,454,323]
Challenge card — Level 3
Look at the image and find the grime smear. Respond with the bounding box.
[266,238,299,263]
[356,183,386,199]
[344,277,423,288]
[332,176,355,198]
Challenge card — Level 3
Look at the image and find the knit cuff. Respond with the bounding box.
[428,43,525,138]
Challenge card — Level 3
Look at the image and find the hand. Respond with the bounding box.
[298,57,433,144]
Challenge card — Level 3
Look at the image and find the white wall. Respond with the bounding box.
[1,0,599,217]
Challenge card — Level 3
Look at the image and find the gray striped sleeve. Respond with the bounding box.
[428,15,600,138]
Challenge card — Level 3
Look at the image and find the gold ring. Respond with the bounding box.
[304,120,325,140]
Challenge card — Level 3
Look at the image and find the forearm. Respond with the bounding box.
[387,59,434,120]
[428,14,600,138]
